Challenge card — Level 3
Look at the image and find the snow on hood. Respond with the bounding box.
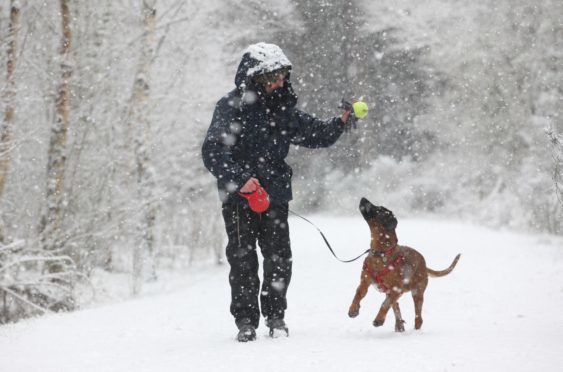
[234,42,292,88]
[245,43,292,76]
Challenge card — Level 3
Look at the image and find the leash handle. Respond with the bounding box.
[289,210,369,263]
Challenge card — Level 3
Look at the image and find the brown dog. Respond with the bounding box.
[348,198,460,331]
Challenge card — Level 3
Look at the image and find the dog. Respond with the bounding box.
[348,197,460,331]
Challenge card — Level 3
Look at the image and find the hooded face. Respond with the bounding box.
[263,74,286,95]
[359,197,397,231]
[254,67,290,86]
[234,42,292,89]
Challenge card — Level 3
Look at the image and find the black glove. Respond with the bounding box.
[339,99,357,131]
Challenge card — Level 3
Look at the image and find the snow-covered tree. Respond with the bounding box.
[0,0,20,242]
[128,0,158,294]
[39,0,73,254]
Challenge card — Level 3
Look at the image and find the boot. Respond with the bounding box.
[237,324,256,342]
[236,318,257,342]
[266,318,288,338]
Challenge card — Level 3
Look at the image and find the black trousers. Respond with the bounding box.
[221,202,292,329]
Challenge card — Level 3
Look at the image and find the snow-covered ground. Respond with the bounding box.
[1,216,562,372]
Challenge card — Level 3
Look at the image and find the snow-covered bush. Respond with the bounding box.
[0,240,83,323]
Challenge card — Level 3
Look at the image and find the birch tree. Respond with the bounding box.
[129,0,157,295]
[549,130,563,207]
[63,0,120,273]
[0,2,78,323]
[0,1,20,243]
[39,0,72,254]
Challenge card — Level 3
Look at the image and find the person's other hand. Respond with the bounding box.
[341,109,352,124]
[240,177,260,193]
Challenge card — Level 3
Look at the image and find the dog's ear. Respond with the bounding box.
[380,208,398,231]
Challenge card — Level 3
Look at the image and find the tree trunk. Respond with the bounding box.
[130,0,157,295]
[549,129,563,207]
[40,0,72,253]
[0,1,20,243]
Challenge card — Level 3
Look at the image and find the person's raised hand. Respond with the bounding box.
[341,109,352,124]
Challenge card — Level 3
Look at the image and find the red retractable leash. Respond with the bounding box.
[238,180,270,213]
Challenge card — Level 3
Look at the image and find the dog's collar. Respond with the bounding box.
[370,245,396,258]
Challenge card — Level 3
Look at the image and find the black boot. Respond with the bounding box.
[236,318,257,342]
[237,325,256,342]
[266,318,289,338]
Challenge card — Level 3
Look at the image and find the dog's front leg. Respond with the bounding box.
[373,292,401,327]
[392,302,405,332]
[348,271,371,318]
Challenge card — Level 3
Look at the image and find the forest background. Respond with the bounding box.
[0,0,561,323]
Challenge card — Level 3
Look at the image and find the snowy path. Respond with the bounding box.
[1,217,562,372]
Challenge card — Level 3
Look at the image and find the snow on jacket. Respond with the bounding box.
[202,43,345,204]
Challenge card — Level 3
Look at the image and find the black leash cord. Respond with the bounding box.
[289,210,369,263]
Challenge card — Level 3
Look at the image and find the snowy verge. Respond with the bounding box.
[0,217,562,372]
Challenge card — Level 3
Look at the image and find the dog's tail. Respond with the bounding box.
[426,254,461,277]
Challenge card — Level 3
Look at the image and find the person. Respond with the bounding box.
[201,42,352,342]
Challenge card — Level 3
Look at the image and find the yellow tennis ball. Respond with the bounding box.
[352,101,368,119]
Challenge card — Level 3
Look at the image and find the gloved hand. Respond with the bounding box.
[341,108,352,124]
[239,178,270,213]
[339,99,357,130]
[240,177,260,193]
[339,99,369,131]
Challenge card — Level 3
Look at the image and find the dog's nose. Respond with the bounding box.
[360,197,371,208]
[359,197,375,219]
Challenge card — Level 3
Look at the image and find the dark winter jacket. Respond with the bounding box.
[202,44,345,204]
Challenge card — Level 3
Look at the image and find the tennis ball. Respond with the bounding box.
[352,101,368,119]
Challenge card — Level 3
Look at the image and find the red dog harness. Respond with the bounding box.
[363,249,405,294]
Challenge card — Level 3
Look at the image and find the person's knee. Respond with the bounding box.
[227,243,258,266]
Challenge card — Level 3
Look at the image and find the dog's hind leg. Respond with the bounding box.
[392,302,405,332]
[412,290,424,330]
[373,292,401,328]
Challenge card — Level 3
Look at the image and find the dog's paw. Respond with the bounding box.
[395,319,406,332]
[373,319,385,327]
[348,308,359,318]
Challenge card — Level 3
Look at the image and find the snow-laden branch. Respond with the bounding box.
[0,286,50,315]
[0,240,26,253]
[0,255,76,275]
